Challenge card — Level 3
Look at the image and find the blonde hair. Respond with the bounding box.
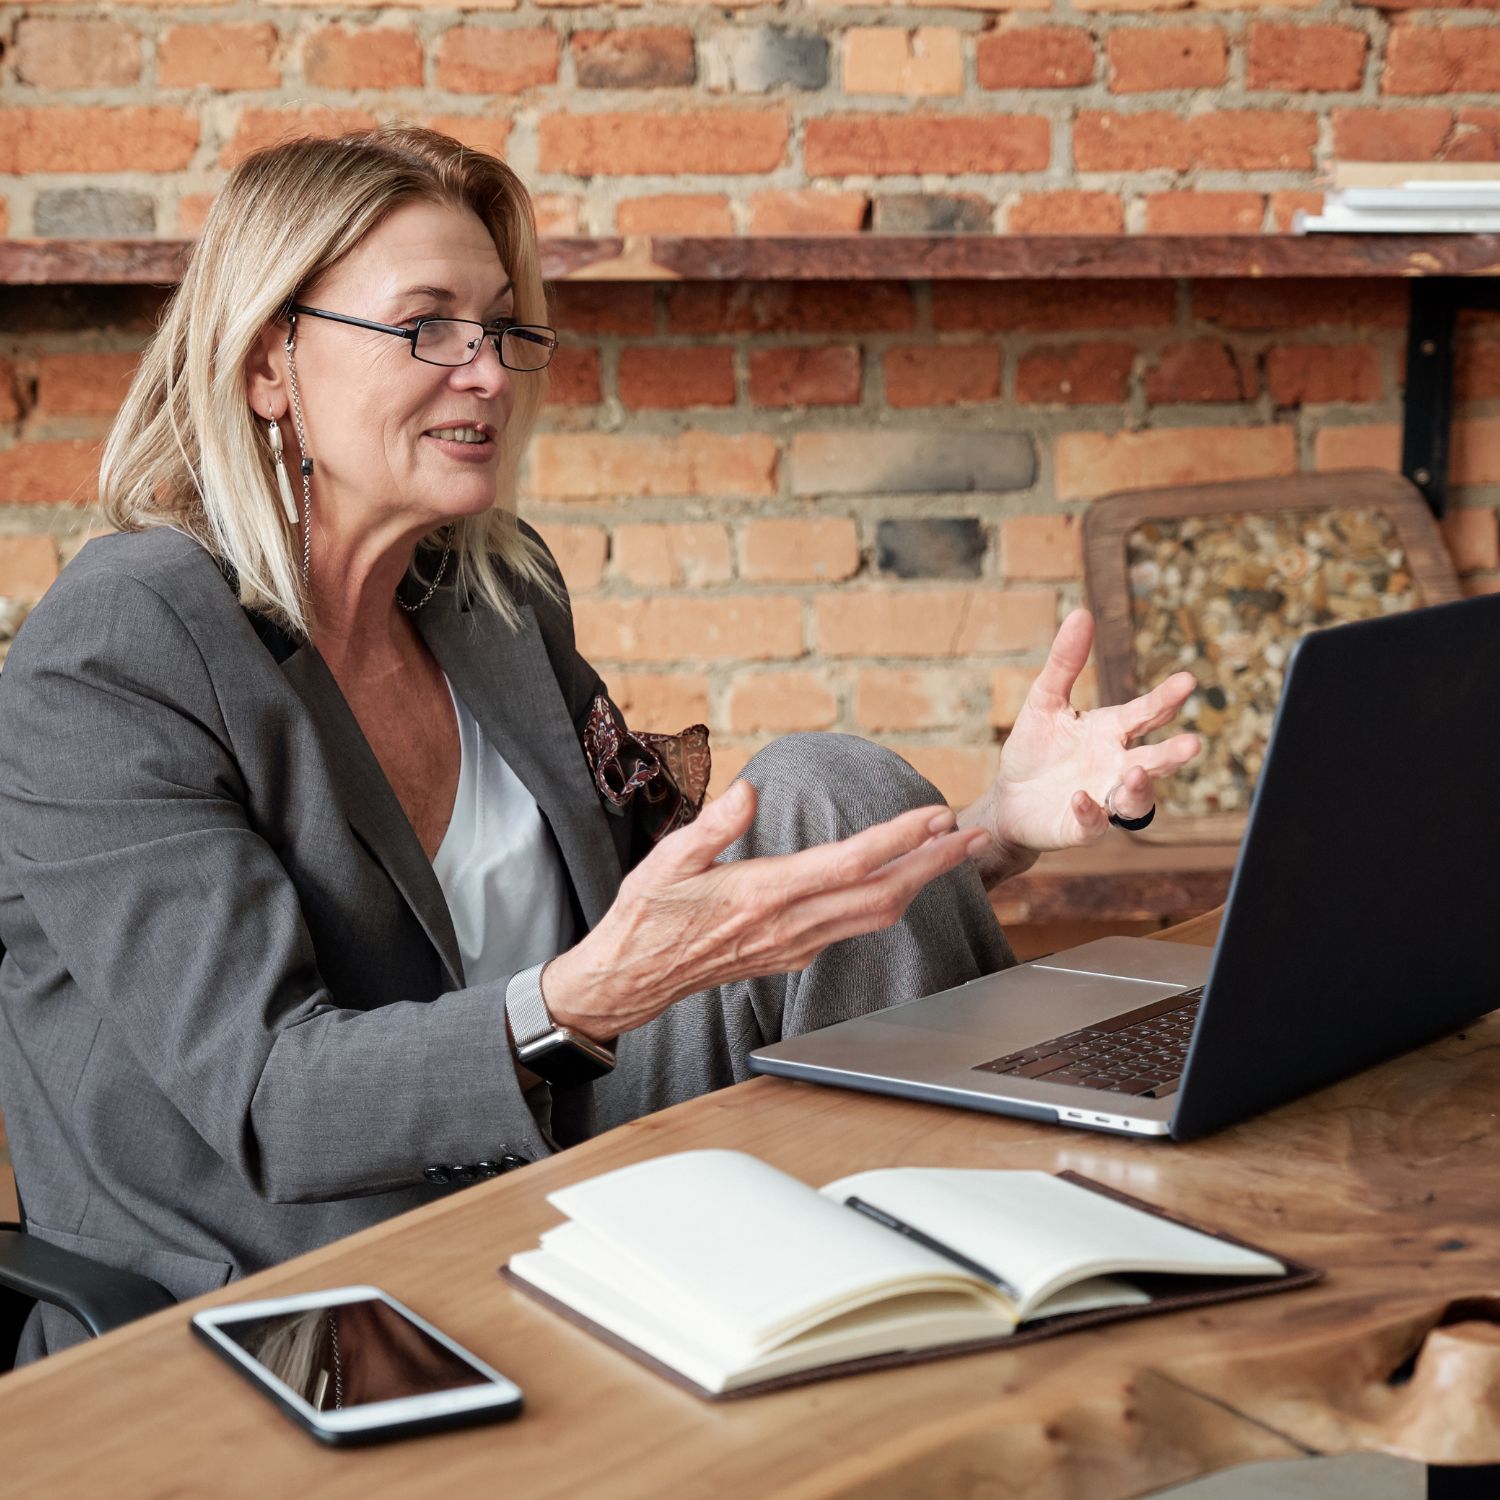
[99,126,558,637]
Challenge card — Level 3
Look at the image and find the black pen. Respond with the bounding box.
[844,1196,1023,1305]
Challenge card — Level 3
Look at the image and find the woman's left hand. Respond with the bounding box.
[959,607,1201,886]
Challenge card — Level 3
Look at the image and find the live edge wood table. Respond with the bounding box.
[1,908,1497,1500]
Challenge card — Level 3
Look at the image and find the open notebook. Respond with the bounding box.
[502,1150,1320,1399]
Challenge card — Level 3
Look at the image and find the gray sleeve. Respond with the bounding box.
[0,569,557,1205]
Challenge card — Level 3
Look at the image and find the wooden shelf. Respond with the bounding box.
[4,233,1500,287]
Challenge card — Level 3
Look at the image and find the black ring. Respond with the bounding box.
[1108,805,1156,831]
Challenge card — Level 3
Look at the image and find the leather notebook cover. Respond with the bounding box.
[498,1171,1325,1402]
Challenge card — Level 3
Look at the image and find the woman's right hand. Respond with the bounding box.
[538,779,991,1043]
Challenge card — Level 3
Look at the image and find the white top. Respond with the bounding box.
[431,676,574,989]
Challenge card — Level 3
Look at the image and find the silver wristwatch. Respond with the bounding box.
[505,962,616,1088]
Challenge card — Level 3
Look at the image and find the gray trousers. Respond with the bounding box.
[591,733,1017,1134]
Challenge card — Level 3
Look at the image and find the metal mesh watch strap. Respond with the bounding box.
[504,962,554,1050]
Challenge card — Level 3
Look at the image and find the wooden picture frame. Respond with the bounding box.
[1083,471,1462,843]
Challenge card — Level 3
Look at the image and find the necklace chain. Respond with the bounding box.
[326,1311,344,1411]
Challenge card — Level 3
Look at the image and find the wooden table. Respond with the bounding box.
[1,909,1497,1500]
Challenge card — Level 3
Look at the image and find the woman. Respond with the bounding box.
[0,128,1196,1362]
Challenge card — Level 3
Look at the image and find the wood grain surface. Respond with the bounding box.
[2,907,1497,1500]
[4,233,1500,286]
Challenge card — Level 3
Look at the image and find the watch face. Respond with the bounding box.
[518,1031,615,1088]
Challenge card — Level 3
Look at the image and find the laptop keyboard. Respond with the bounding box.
[972,987,1204,1098]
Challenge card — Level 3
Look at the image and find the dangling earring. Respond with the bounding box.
[283,316,316,594]
[265,416,300,527]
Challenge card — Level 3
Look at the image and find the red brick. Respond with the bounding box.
[304,26,422,90]
[610,673,711,733]
[1144,192,1264,234]
[423,115,513,160]
[176,192,218,235]
[739,518,861,582]
[843,28,964,97]
[530,433,778,498]
[0,440,101,506]
[667,283,915,336]
[805,115,1050,176]
[1,108,198,175]
[550,284,656,337]
[222,108,376,169]
[1266,345,1382,406]
[34,353,139,419]
[977,26,1094,90]
[1074,109,1316,171]
[1384,26,1500,96]
[1056,426,1297,501]
[1450,107,1500,162]
[1006,191,1123,234]
[1440,507,1500,573]
[0,361,21,425]
[1332,107,1452,162]
[0,536,61,600]
[436,27,559,93]
[854,668,969,732]
[814,589,1056,658]
[617,347,736,410]
[546,346,601,406]
[1001,515,1083,580]
[890,746,998,810]
[707,743,758,800]
[617,195,733,234]
[1192,279,1406,330]
[726,672,838,734]
[533,522,607,592]
[1144,341,1258,404]
[159,23,279,90]
[1247,22,1368,92]
[749,347,862,408]
[1016,342,1134,405]
[1456,335,1500,402]
[989,665,1041,731]
[14,18,141,89]
[748,191,868,234]
[611,523,733,588]
[574,596,804,664]
[573,27,695,88]
[1313,423,1400,474]
[532,195,579,236]
[932,280,1174,333]
[884,346,1001,408]
[1269,190,1325,231]
[1107,26,1226,93]
[540,110,789,175]
[1453,416,1500,485]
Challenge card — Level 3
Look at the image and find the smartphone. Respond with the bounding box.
[192,1285,523,1446]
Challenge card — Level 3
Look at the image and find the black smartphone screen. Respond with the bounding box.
[218,1294,499,1411]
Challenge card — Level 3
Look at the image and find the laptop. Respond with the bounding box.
[750,591,1500,1141]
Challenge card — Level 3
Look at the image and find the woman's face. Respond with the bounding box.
[270,198,518,540]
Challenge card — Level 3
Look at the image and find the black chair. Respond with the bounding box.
[0,931,176,1371]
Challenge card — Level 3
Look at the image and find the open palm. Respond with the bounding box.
[977,608,1200,854]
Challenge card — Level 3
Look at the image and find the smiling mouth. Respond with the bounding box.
[424,424,492,444]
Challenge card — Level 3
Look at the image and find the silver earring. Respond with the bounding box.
[265,417,300,527]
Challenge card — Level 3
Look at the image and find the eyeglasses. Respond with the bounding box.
[286,303,558,372]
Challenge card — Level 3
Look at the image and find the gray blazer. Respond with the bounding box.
[0,526,646,1355]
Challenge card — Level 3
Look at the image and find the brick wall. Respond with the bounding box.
[6,2,1500,237]
[3,2,1500,800]
[3,277,1498,802]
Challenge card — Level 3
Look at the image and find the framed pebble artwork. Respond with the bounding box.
[1083,472,1462,843]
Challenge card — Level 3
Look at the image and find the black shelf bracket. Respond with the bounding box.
[1403,277,1500,518]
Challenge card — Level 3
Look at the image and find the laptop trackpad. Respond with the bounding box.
[878,965,1185,1046]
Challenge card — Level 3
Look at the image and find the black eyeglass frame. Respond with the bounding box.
[285,302,558,371]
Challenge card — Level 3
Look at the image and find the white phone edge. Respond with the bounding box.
[191,1284,523,1436]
